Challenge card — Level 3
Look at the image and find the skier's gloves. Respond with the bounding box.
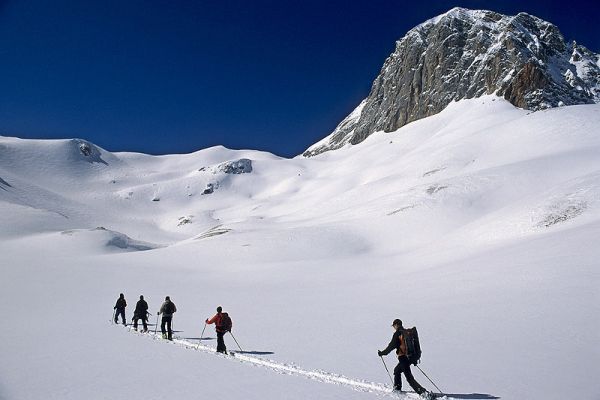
[378,350,383,357]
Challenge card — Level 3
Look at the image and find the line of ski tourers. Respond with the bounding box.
[113,293,234,353]
[112,293,442,399]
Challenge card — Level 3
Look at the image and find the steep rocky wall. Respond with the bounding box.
[304,8,599,156]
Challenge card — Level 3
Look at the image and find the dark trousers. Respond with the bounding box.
[216,331,227,353]
[394,356,425,393]
[115,309,126,325]
[133,315,148,331]
[161,316,173,339]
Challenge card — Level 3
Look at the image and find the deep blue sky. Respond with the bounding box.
[1,0,598,157]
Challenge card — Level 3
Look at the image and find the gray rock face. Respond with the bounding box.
[198,158,253,175]
[304,8,600,156]
[72,139,109,165]
[218,158,253,174]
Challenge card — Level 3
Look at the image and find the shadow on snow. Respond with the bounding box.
[440,394,499,399]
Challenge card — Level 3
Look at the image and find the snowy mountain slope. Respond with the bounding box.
[1,97,599,400]
[3,97,598,247]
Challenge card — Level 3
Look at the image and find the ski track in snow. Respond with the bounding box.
[122,326,441,399]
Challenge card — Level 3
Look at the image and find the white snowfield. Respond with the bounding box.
[0,96,599,400]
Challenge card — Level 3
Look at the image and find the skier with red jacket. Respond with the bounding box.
[205,306,232,354]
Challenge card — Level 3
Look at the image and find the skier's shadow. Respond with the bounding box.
[184,336,215,341]
[233,350,275,355]
[183,338,274,354]
[439,394,499,399]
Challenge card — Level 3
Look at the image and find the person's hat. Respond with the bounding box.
[165,296,170,301]
[392,319,402,327]
[217,306,222,313]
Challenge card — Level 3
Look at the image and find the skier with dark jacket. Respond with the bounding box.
[378,319,428,395]
[132,295,149,332]
[113,293,127,325]
[205,306,230,353]
[157,296,177,340]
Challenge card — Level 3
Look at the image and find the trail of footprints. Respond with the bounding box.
[124,326,435,399]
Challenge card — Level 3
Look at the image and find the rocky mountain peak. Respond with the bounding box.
[304,8,600,157]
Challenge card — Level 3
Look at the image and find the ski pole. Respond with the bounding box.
[228,331,243,352]
[197,323,207,349]
[416,365,444,395]
[154,313,160,335]
[380,356,394,386]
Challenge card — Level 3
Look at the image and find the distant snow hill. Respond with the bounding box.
[0,96,600,260]
[1,96,599,250]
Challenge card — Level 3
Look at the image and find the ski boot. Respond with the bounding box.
[420,391,436,400]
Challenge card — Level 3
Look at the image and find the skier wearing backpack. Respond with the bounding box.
[157,296,177,340]
[113,293,127,325]
[378,319,428,396]
[205,306,232,354]
[132,295,149,332]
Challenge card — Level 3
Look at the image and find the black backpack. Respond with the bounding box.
[218,312,232,332]
[164,301,175,314]
[403,327,422,365]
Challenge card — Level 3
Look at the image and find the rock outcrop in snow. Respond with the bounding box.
[199,159,253,175]
[197,158,253,195]
[218,158,253,174]
[304,7,600,156]
[73,139,109,165]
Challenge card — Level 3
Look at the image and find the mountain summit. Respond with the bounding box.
[304,7,600,156]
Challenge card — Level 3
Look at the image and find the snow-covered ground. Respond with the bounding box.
[1,96,599,400]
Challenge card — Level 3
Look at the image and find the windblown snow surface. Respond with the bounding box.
[0,96,598,400]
